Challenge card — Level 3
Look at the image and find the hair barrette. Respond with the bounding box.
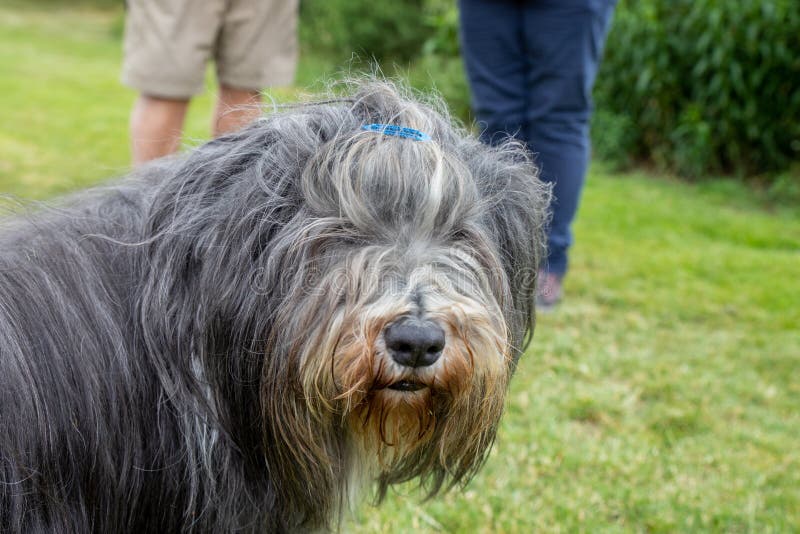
[361,123,431,142]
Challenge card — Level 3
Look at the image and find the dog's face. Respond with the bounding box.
[304,142,511,483]
[259,114,543,501]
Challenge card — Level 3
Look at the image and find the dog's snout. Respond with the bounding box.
[384,319,445,368]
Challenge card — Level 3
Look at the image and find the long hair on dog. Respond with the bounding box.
[0,81,550,532]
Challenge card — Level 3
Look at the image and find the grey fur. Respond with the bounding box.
[0,81,550,533]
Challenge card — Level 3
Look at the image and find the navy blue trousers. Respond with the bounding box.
[459,0,616,276]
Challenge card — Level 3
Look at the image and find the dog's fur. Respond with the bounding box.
[0,82,549,533]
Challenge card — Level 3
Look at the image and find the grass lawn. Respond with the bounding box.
[2,4,799,533]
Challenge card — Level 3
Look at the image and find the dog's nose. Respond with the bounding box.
[384,318,445,368]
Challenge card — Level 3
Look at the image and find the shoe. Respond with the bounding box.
[536,271,562,312]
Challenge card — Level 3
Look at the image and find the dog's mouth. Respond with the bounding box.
[387,379,427,392]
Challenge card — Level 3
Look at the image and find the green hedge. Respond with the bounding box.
[595,0,800,179]
[300,0,431,64]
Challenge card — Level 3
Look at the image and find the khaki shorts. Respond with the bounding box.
[122,0,299,99]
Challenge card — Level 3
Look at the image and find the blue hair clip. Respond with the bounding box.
[361,123,431,142]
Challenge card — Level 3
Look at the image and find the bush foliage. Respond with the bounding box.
[300,0,472,121]
[300,0,431,64]
[595,0,800,179]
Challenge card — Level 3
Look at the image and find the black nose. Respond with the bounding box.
[384,318,445,368]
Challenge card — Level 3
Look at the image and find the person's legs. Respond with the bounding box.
[458,0,527,146]
[130,95,189,166]
[522,0,617,277]
[213,86,262,137]
[211,0,299,137]
[122,0,226,164]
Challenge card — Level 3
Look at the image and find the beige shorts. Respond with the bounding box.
[122,0,299,99]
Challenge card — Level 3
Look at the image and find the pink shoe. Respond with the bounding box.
[536,271,563,311]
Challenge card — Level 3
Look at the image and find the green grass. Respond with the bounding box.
[2,5,799,533]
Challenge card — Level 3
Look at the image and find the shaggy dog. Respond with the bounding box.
[0,82,549,533]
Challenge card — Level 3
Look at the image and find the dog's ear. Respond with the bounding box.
[258,304,348,532]
[468,140,551,352]
[260,366,342,530]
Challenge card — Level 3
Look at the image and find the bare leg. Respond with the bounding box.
[130,95,189,166]
[213,85,262,137]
